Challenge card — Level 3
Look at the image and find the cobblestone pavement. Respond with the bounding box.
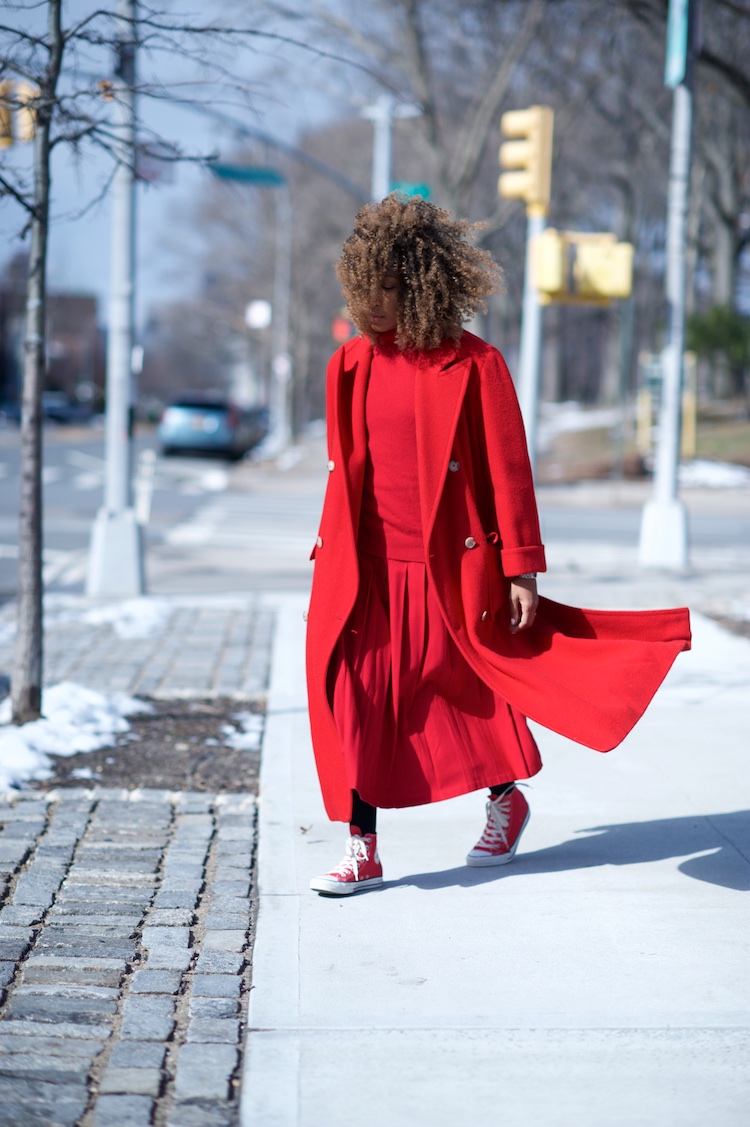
[0,593,277,1125]
[0,786,257,1127]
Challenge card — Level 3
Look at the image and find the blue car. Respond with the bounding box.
[158,394,268,460]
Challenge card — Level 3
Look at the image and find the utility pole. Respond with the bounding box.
[362,94,421,202]
[88,0,144,595]
[498,106,554,477]
[638,0,693,569]
[270,185,293,451]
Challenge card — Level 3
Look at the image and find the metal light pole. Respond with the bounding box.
[269,185,292,451]
[498,106,555,478]
[88,0,144,595]
[362,94,421,201]
[518,208,546,476]
[638,0,693,569]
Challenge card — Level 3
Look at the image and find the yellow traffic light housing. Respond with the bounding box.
[574,237,633,300]
[533,230,634,304]
[0,80,39,147]
[0,81,14,149]
[533,229,566,295]
[499,105,554,215]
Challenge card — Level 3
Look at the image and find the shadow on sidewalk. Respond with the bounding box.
[390,810,750,893]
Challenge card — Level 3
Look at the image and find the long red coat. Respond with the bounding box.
[306,331,691,822]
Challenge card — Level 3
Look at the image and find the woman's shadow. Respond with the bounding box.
[390,809,750,892]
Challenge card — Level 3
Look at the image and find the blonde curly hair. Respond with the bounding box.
[336,193,501,352]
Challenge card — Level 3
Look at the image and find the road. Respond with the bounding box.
[0,424,748,606]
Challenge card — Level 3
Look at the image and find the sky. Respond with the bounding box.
[0,2,352,326]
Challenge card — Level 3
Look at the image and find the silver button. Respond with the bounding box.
[481,610,488,621]
[464,536,477,549]
[327,459,335,471]
[303,610,309,622]
[316,535,323,548]
[448,460,460,472]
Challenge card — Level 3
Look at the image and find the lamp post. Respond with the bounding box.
[88,0,144,596]
[362,94,421,201]
[208,164,292,452]
[638,0,693,569]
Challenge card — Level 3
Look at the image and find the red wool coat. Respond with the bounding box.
[306,332,691,822]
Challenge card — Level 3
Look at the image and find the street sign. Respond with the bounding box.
[665,0,690,88]
[208,163,287,186]
[391,181,430,199]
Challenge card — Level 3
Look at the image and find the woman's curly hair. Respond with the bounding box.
[336,193,502,352]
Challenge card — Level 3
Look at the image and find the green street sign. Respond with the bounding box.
[664,0,689,89]
[391,181,431,200]
[208,163,287,186]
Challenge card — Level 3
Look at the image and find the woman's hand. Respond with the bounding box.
[508,577,538,633]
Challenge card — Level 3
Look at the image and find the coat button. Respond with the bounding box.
[464,536,477,549]
[327,459,335,471]
[316,535,323,548]
[448,460,460,472]
[303,610,309,622]
[481,610,489,621]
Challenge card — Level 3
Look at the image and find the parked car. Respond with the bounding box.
[42,391,93,425]
[158,394,268,460]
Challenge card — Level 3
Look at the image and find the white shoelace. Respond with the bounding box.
[479,795,511,849]
[330,834,369,880]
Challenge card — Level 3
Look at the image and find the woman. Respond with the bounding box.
[306,194,690,895]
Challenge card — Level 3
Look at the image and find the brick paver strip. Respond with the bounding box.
[0,787,258,1124]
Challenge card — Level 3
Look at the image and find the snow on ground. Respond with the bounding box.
[0,682,151,791]
[221,711,264,752]
[537,402,619,451]
[678,459,750,489]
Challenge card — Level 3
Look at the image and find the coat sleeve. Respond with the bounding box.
[475,347,546,578]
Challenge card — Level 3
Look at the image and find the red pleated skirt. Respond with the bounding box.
[330,552,542,809]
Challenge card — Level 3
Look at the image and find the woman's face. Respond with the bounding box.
[368,275,399,334]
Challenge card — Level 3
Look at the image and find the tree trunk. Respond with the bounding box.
[12,0,63,725]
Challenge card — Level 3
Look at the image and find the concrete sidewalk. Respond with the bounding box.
[242,581,750,1126]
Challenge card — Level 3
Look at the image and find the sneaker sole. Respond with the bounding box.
[465,809,530,868]
[309,875,383,896]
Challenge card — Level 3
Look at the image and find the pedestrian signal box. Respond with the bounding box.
[533,230,634,303]
[498,105,554,215]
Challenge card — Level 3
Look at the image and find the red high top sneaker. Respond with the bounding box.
[466,788,530,867]
[309,828,383,895]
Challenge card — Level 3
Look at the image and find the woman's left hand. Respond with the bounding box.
[508,578,538,633]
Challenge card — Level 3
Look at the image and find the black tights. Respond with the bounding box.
[350,781,515,837]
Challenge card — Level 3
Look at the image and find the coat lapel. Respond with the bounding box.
[337,337,372,536]
[415,348,472,541]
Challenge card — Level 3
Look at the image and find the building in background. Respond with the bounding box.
[0,253,104,417]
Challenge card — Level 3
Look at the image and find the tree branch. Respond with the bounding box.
[448,0,546,205]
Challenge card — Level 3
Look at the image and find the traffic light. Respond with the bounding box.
[533,229,567,296]
[533,230,634,303]
[574,236,633,299]
[0,80,39,147]
[498,105,554,214]
[0,81,13,149]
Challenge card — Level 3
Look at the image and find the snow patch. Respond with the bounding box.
[221,711,264,752]
[0,682,152,791]
[537,402,618,452]
[678,459,750,489]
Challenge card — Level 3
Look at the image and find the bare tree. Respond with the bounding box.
[0,0,319,723]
